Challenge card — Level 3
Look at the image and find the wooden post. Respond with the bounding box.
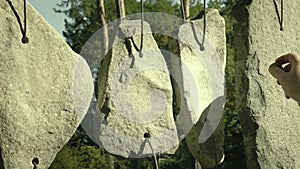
[97,0,109,54]
[116,0,126,19]
[184,0,190,21]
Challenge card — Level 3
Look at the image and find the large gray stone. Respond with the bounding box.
[233,0,300,168]
[171,9,226,168]
[0,1,93,169]
[84,20,178,158]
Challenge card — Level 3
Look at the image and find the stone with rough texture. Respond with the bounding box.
[186,97,225,168]
[233,0,300,168]
[88,20,178,158]
[173,9,226,168]
[0,1,93,169]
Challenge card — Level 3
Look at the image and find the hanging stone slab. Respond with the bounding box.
[86,20,178,158]
[0,1,93,169]
[186,98,225,168]
[233,1,300,168]
[172,9,226,168]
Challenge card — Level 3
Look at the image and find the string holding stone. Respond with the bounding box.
[273,0,284,31]
[180,0,206,51]
[6,0,29,44]
[201,0,206,51]
[117,0,144,58]
[139,0,144,58]
[32,158,39,169]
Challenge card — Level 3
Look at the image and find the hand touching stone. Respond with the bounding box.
[269,53,300,105]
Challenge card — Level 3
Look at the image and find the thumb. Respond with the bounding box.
[269,63,286,81]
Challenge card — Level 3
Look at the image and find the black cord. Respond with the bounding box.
[273,0,283,31]
[139,0,144,58]
[180,0,206,51]
[281,0,283,31]
[201,0,206,51]
[6,0,29,43]
[23,0,28,42]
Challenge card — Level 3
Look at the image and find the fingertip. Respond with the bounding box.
[269,63,285,80]
[268,63,276,72]
[276,53,300,65]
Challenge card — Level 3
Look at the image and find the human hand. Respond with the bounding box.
[269,53,300,105]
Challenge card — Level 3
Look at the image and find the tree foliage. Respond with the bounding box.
[50,0,246,169]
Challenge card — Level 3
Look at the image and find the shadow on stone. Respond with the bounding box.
[186,96,226,168]
[0,147,4,169]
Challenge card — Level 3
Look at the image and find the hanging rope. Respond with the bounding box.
[195,160,202,169]
[6,0,29,44]
[32,158,39,169]
[146,138,159,169]
[273,0,283,31]
[139,0,144,58]
[180,0,206,51]
[201,0,206,50]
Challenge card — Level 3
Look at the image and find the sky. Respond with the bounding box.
[27,0,191,36]
[28,0,66,35]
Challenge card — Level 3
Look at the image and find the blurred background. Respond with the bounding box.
[30,0,244,168]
